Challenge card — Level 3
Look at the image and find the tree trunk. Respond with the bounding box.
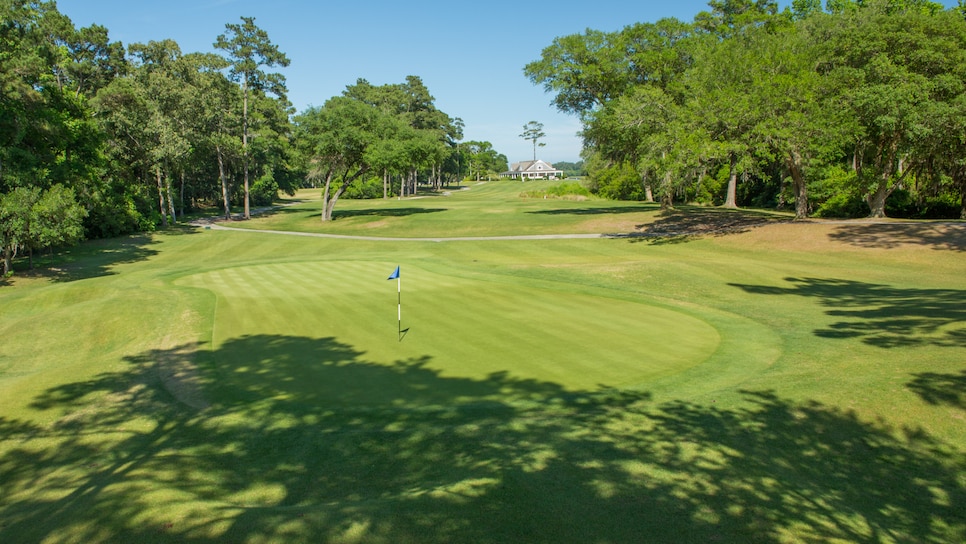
[321,170,333,222]
[325,178,352,221]
[786,149,809,220]
[661,170,674,210]
[383,169,388,199]
[165,166,177,224]
[2,243,11,276]
[242,74,250,220]
[180,170,186,218]
[642,173,654,203]
[724,153,738,208]
[217,146,231,220]
[866,180,891,219]
[156,165,168,227]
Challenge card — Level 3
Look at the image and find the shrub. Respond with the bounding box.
[251,175,279,207]
[521,182,592,200]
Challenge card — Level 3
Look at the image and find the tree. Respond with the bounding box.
[215,16,289,220]
[463,140,504,181]
[451,117,465,186]
[694,0,781,36]
[525,29,635,116]
[341,76,459,196]
[0,187,39,275]
[0,184,84,274]
[573,18,697,207]
[818,1,963,217]
[296,96,397,221]
[520,121,546,161]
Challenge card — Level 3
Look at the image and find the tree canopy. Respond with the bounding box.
[0,2,498,276]
[526,0,966,219]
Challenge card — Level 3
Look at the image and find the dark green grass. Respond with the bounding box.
[0,197,964,543]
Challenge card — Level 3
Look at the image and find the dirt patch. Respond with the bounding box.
[365,219,390,229]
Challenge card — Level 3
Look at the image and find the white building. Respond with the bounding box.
[500,160,564,180]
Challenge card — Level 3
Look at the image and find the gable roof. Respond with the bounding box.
[508,160,561,173]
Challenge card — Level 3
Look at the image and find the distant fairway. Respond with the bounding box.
[1,181,964,543]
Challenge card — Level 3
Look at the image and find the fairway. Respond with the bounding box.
[1,184,964,543]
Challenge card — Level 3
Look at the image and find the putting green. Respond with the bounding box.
[177,261,720,398]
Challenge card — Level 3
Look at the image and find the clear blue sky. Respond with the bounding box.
[56,0,957,164]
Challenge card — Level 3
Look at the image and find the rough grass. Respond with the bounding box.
[1,187,964,543]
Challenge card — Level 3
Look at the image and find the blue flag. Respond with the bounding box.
[387,266,400,280]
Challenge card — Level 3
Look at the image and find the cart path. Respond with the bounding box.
[188,204,965,243]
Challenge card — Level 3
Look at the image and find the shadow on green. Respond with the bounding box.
[2,334,963,542]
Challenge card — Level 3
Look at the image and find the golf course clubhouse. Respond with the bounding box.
[501,160,565,180]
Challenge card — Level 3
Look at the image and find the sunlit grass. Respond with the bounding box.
[234,181,667,237]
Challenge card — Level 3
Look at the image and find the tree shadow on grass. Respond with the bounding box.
[527,204,659,216]
[730,277,966,348]
[6,234,161,284]
[332,207,447,219]
[628,208,790,245]
[907,370,966,410]
[828,222,966,251]
[1,334,963,543]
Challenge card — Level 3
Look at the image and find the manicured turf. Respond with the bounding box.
[1,182,964,543]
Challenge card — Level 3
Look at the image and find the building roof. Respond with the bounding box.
[507,160,563,173]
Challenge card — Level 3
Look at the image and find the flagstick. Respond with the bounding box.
[397,272,402,341]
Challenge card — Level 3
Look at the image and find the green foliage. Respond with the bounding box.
[530,0,966,220]
[0,184,86,273]
[684,171,723,205]
[343,175,384,199]
[521,181,592,200]
[250,171,279,207]
[553,160,586,177]
[588,161,647,201]
[813,166,867,217]
[84,189,148,238]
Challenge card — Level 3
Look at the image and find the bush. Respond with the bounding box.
[815,192,868,218]
[812,166,865,218]
[251,176,279,207]
[343,176,383,199]
[588,162,646,200]
[521,181,592,200]
[888,191,962,219]
[84,184,150,238]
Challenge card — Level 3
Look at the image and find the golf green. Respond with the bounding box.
[177,260,720,397]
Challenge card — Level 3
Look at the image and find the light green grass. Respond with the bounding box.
[1,191,964,543]
[236,181,668,237]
